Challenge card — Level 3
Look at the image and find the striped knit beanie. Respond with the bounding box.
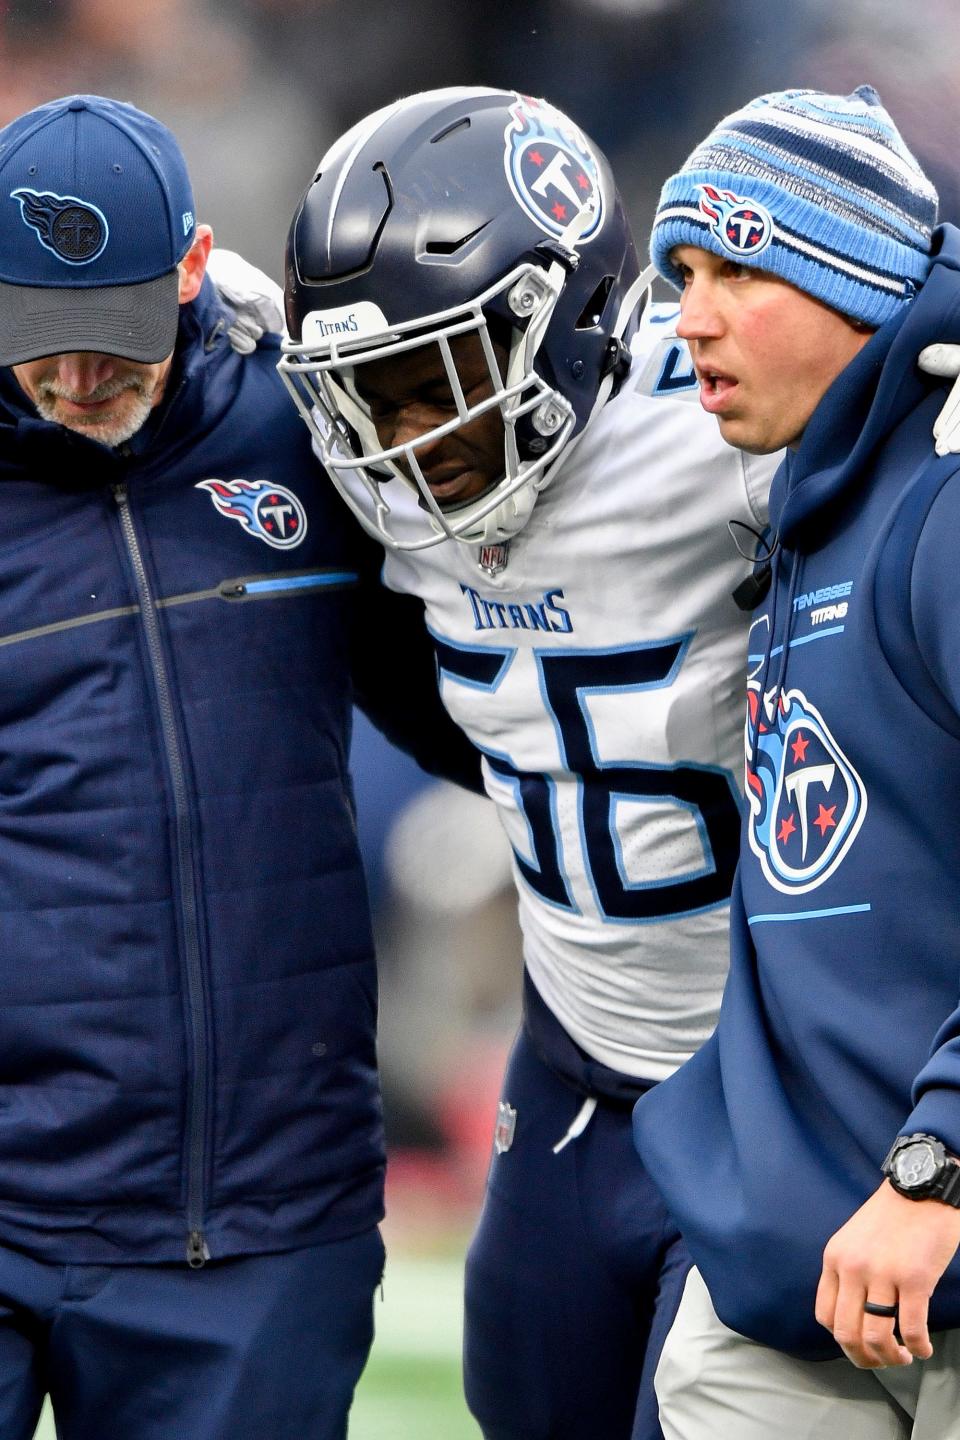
[650,86,938,327]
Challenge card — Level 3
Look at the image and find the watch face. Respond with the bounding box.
[893,1141,939,1189]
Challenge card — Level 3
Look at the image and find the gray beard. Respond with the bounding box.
[34,378,157,448]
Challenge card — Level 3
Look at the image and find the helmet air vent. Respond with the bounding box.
[423,221,490,256]
[431,116,471,144]
[296,161,393,283]
[575,276,614,330]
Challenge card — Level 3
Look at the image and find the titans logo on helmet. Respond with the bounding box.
[11,188,108,265]
[503,94,604,243]
[196,479,308,550]
[746,685,867,894]
[697,184,773,258]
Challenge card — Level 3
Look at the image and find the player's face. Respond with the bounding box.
[672,245,872,454]
[353,333,507,507]
[12,349,174,447]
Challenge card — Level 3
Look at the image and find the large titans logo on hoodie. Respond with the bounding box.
[746,683,868,895]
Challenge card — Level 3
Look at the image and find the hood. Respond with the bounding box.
[0,276,239,488]
[749,224,960,767]
[771,223,960,552]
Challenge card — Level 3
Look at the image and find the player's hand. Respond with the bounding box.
[918,344,960,455]
[815,1180,960,1368]
[206,247,284,353]
[918,344,960,378]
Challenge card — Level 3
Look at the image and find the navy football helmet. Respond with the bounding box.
[279,87,652,551]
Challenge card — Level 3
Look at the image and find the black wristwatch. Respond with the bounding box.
[882,1133,960,1206]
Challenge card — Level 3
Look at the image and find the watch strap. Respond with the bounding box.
[932,1159,960,1208]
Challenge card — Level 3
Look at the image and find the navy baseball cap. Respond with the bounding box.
[0,94,197,366]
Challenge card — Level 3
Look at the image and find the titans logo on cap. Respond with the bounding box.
[11,188,109,265]
[746,685,867,894]
[697,184,773,258]
[196,479,308,550]
[503,94,604,243]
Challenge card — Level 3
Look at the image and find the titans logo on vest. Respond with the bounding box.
[196,479,308,549]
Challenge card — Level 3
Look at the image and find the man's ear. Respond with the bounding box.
[177,224,214,305]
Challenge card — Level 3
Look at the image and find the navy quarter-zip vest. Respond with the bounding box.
[0,279,438,1264]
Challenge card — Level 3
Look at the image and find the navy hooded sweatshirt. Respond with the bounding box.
[634,224,960,1358]
[0,277,479,1266]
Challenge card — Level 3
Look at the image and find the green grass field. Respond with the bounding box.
[350,1254,480,1439]
[32,1253,479,1439]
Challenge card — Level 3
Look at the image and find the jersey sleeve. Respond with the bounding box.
[346,532,484,794]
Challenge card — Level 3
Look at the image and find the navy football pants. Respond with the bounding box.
[0,1226,383,1440]
[464,1029,689,1440]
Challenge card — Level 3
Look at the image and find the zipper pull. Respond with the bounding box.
[186,1230,210,1269]
[112,481,128,504]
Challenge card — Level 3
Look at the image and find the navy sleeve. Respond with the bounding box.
[911,466,960,718]
[897,465,960,1150]
[347,534,484,795]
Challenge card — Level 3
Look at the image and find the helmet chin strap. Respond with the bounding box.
[592,261,657,413]
[521,259,659,500]
[622,263,659,326]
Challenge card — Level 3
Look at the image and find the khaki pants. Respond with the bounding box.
[656,1267,960,1440]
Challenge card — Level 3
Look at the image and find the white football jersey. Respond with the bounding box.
[367,304,777,1081]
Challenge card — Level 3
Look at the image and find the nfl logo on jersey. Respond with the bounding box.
[494,1101,517,1155]
[479,543,510,576]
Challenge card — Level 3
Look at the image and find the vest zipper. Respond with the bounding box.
[113,482,210,1269]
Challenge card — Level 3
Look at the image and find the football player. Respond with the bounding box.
[274,86,775,1440]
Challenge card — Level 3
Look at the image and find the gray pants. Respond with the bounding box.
[656,1267,960,1440]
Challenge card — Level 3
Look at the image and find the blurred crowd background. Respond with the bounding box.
[3,0,958,274]
[4,0,960,1231]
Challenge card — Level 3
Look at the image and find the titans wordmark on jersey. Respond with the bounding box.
[370,306,776,1082]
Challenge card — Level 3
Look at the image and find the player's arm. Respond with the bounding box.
[346,534,484,794]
